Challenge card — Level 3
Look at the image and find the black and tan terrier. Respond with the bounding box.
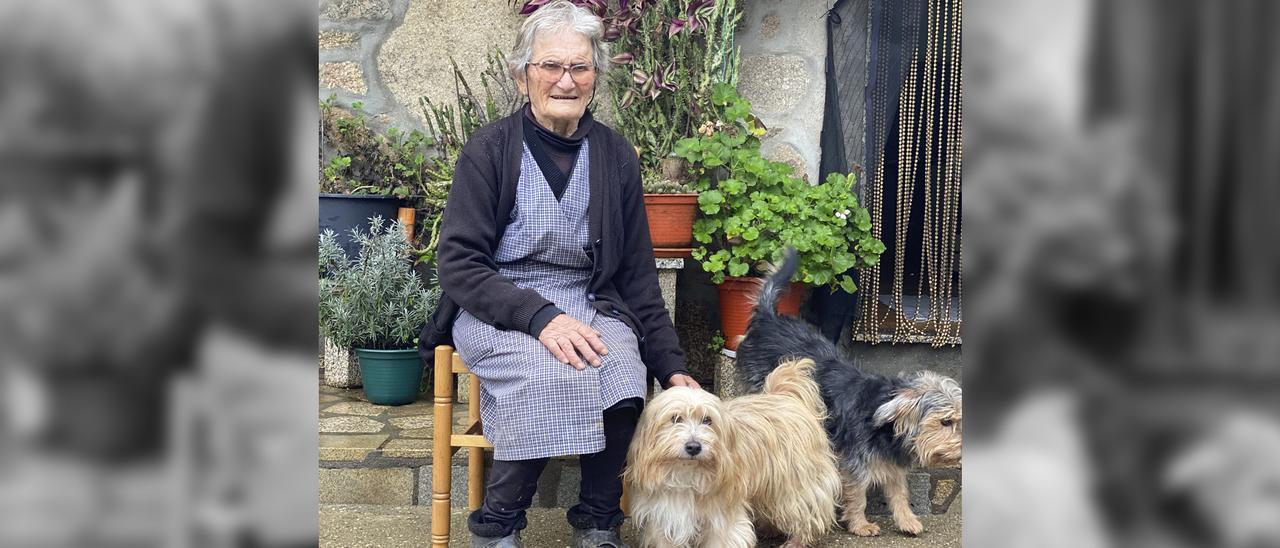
[736,249,962,537]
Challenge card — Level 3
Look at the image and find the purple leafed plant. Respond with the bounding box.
[517,0,549,16]
[519,0,605,17]
[667,0,716,36]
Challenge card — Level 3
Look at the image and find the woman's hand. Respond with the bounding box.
[666,374,701,390]
[538,313,609,370]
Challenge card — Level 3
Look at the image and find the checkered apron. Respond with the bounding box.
[451,139,647,461]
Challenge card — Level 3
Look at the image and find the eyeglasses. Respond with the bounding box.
[528,60,596,83]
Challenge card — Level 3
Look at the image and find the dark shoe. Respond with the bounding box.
[572,527,628,548]
[471,532,523,548]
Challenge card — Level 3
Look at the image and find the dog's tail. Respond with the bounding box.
[754,247,801,320]
[762,358,826,417]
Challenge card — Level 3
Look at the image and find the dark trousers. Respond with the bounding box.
[467,398,642,538]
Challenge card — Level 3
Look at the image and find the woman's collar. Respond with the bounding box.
[522,102,594,142]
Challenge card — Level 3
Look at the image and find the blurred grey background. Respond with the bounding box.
[0,0,319,546]
[964,1,1280,547]
[1,0,1278,546]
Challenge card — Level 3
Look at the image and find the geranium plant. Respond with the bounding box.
[674,84,885,291]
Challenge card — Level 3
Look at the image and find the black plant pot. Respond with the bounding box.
[319,194,401,260]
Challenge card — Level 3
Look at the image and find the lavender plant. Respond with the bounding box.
[319,217,440,350]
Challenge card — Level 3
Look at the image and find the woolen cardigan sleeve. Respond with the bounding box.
[611,148,689,383]
[435,146,553,334]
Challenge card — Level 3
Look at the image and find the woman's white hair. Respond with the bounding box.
[507,0,610,81]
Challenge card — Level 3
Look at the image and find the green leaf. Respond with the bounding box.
[698,190,724,214]
[725,102,749,121]
[720,178,746,195]
[674,139,694,157]
[727,260,749,277]
[711,83,735,105]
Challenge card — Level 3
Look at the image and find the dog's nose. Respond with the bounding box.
[684,441,702,456]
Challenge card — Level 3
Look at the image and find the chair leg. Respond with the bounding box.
[467,372,485,510]
[432,346,455,548]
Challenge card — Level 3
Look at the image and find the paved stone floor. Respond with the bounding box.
[319,502,962,547]
[319,381,961,547]
[320,383,471,463]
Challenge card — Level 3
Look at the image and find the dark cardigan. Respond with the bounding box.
[418,108,689,384]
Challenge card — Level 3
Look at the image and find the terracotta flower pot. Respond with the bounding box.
[717,276,805,351]
[643,193,699,248]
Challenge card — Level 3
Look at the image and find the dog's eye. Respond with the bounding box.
[671,415,683,424]
[701,417,712,425]
[940,419,955,427]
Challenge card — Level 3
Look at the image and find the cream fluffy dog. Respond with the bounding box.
[625,359,842,548]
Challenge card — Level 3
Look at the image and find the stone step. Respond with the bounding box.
[319,458,586,509]
[320,460,957,517]
[318,504,963,548]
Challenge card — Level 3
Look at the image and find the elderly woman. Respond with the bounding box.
[418,2,697,546]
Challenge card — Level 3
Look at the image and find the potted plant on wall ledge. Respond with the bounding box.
[320,217,440,405]
[642,170,699,253]
[675,83,886,350]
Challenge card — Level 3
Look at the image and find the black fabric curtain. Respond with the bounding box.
[813,0,930,342]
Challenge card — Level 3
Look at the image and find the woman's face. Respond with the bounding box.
[516,28,595,130]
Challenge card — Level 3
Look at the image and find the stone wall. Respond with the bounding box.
[321,0,832,170]
[320,0,623,133]
[736,0,832,182]
[320,0,525,131]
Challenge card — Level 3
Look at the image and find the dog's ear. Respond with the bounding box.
[626,393,697,490]
[714,404,735,453]
[705,403,743,495]
[873,388,923,434]
[625,400,667,490]
[875,372,961,430]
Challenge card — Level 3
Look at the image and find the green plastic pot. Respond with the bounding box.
[354,348,423,405]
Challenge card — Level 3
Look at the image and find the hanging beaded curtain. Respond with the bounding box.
[852,0,963,347]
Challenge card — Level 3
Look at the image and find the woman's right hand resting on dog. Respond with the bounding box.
[538,313,608,370]
[666,374,700,390]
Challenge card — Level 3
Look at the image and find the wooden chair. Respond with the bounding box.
[430,344,632,546]
[431,345,488,548]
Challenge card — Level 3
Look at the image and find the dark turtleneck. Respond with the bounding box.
[522,103,593,201]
